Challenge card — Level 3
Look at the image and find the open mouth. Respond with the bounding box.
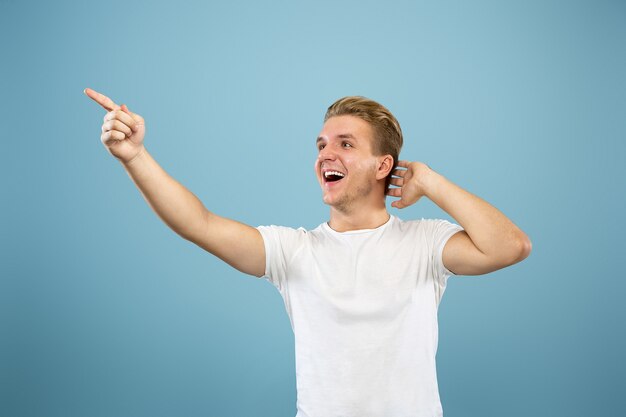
[323,170,345,183]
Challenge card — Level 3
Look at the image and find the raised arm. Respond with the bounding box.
[388,160,532,276]
[84,88,265,277]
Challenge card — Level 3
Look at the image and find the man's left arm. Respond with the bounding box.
[388,161,532,276]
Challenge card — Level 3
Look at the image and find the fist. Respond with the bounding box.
[85,88,146,164]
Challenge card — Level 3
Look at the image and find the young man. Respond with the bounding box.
[85,88,531,417]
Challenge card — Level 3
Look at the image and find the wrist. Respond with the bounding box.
[122,146,147,167]
[420,165,443,198]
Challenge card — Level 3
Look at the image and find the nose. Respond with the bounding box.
[318,144,337,162]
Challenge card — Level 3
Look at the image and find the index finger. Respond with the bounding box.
[395,160,410,168]
[84,88,120,111]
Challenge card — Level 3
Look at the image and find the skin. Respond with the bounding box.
[315,115,393,232]
[84,88,266,276]
[85,88,531,277]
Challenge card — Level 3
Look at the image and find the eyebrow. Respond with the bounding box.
[316,133,356,145]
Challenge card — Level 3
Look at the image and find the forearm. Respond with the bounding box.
[121,146,207,241]
[424,169,531,261]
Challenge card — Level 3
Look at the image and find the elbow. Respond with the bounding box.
[481,233,532,273]
[513,233,532,263]
[496,233,532,268]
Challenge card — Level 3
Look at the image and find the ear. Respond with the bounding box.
[375,155,394,180]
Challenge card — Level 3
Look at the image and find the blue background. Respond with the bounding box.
[1,0,625,416]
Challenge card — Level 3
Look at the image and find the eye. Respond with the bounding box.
[342,142,353,148]
[318,143,326,151]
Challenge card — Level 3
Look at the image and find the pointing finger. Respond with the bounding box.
[84,88,119,111]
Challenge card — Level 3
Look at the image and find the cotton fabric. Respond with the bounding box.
[257,215,463,417]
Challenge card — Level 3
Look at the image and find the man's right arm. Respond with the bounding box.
[122,148,266,277]
[85,88,266,277]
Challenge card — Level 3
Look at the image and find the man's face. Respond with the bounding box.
[314,115,382,212]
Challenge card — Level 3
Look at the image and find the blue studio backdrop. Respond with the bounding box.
[1,1,625,416]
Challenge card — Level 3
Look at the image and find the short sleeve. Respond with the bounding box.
[428,219,464,285]
[256,225,305,292]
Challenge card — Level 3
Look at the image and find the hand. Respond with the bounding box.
[387,160,434,209]
[84,88,146,164]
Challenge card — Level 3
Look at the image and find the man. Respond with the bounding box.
[85,88,531,417]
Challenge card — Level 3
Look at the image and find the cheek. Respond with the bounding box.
[353,158,377,178]
[313,158,321,178]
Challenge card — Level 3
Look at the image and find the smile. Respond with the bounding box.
[323,170,345,183]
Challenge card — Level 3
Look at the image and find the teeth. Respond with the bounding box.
[324,171,345,178]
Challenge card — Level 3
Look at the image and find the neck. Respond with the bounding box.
[328,202,390,232]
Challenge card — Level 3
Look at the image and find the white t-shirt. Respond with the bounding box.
[257,215,464,417]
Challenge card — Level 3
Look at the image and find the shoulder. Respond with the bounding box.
[391,216,463,241]
[390,215,441,231]
[396,216,459,229]
[257,224,307,237]
[256,223,324,245]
